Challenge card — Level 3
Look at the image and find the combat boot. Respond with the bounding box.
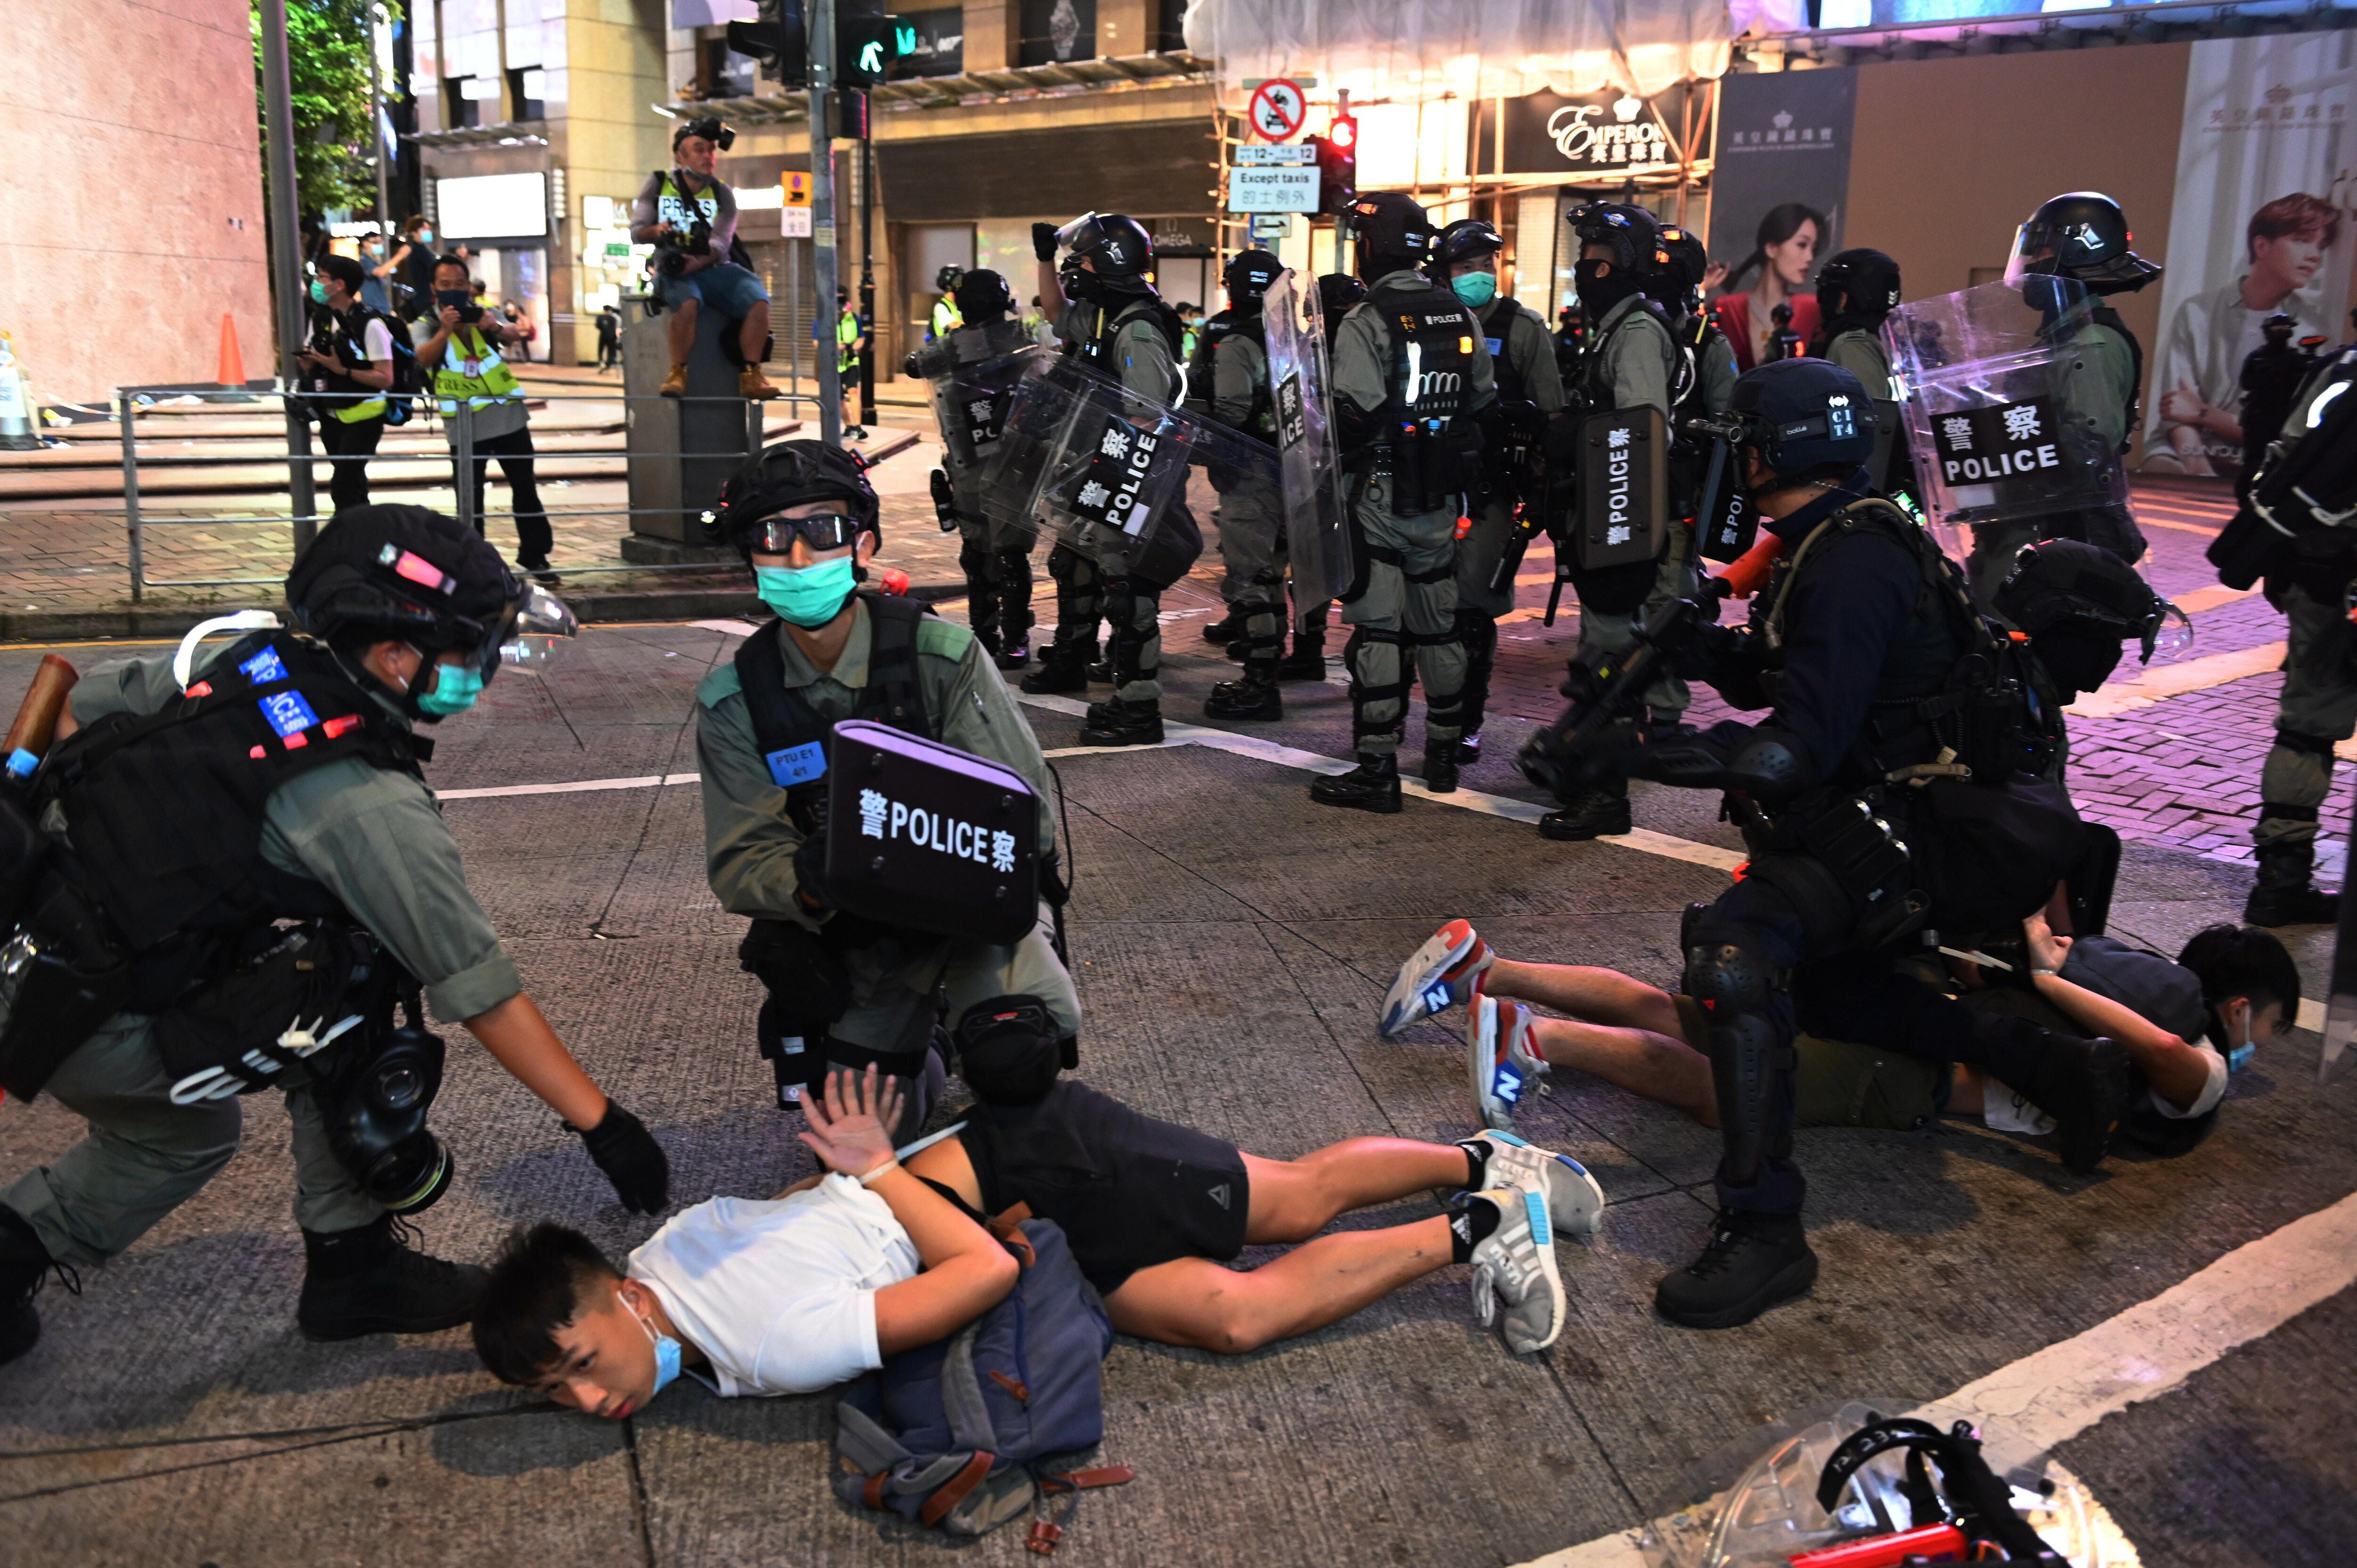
[0,1205,71,1368]
[1654,1209,1817,1330]
[1311,754,1403,813]
[1201,611,1243,645]
[1420,743,1460,795]
[297,1215,489,1341]
[1020,636,1094,695]
[1539,785,1632,841]
[1277,634,1328,682]
[1077,698,1164,747]
[2245,841,2341,927]
[1455,731,1484,768]
[1203,673,1282,721]
[2012,1026,2135,1174]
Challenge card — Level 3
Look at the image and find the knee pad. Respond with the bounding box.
[953,994,1063,1106]
[1047,546,1079,587]
[957,538,989,581]
[2275,726,2341,761]
[1683,931,1777,1016]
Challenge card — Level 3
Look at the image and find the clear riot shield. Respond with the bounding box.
[1885,279,2131,566]
[920,327,1042,522]
[977,352,1273,594]
[1260,269,1350,604]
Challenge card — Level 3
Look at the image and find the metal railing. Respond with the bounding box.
[112,383,831,601]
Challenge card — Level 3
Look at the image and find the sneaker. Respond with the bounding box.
[1653,1209,1817,1330]
[1455,731,1483,768]
[1469,987,1548,1130]
[738,366,781,400]
[658,364,689,398]
[1464,1184,1566,1354]
[1461,1131,1605,1238]
[297,1216,489,1341]
[1378,918,1493,1036]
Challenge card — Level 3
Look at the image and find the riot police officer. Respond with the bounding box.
[694,441,1080,1141]
[906,268,1038,670]
[1544,202,1683,841]
[1656,225,1738,422]
[1188,248,1292,719]
[1532,359,2119,1327]
[0,507,668,1365]
[1311,192,1496,811]
[1019,212,1199,747]
[1432,218,1566,769]
[1809,248,1908,495]
[1969,191,2161,604]
[2236,312,2308,500]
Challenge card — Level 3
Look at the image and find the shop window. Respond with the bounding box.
[895,7,965,78]
[1018,0,1095,66]
[445,77,490,129]
[1154,0,1187,52]
[508,68,546,122]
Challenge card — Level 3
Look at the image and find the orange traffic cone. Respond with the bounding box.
[218,313,246,388]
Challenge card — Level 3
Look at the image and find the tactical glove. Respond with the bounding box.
[573,1101,669,1213]
[792,833,836,914]
[1032,222,1061,263]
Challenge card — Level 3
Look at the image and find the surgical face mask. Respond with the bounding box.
[310,279,330,304]
[630,1292,683,1396]
[414,657,486,717]
[755,556,858,627]
[2223,1005,2255,1074]
[417,228,433,244]
[1450,271,1498,308]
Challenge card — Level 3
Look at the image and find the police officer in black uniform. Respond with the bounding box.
[1536,359,2124,1327]
[1188,248,1294,719]
[2236,312,2309,501]
[0,507,669,1365]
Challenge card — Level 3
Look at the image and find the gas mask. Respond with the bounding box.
[318,1014,453,1215]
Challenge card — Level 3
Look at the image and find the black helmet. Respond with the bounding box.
[1317,271,1368,320]
[2007,192,2161,295]
[1222,248,1283,308]
[1566,201,1668,277]
[1815,248,1903,323]
[704,439,881,557]
[1649,223,1711,311]
[952,268,1016,322]
[1728,359,1878,480]
[674,115,735,151]
[935,263,966,294]
[1994,539,2180,693]
[2263,311,2297,342]
[1348,191,1434,276]
[1433,218,1504,271]
[1054,212,1153,279]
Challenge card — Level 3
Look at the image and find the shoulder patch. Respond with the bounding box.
[696,662,743,708]
[1131,320,1158,341]
[915,616,975,663]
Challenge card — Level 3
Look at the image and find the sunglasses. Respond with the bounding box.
[748,511,865,555]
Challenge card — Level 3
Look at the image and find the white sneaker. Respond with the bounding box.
[1468,986,1546,1130]
[1380,919,1493,1037]
[1462,1130,1605,1238]
[1465,1182,1566,1354]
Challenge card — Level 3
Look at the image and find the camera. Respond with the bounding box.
[434,289,485,324]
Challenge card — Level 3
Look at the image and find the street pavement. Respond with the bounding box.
[0,484,2352,1567]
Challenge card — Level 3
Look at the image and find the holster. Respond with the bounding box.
[0,865,134,1101]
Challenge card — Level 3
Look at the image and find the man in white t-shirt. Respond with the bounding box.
[473,1066,1605,1414]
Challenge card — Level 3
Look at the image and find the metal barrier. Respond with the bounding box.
[112,382,828,601]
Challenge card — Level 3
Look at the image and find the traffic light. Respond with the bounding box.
[1310,111,1357,214]
[727,0,808,87]
[839,0,910,87]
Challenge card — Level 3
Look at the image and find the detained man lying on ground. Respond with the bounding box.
[472,1063,1608,1418]
[1381,914,2294,1162]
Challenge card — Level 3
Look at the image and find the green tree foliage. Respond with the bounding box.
[253,0,402,216]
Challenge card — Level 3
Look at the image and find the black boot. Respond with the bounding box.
[1455,731,1484,768]
[297,1214,489,1341]
[1277,634,1328,681]
[1202,611,1243,645]
[1540,785,1632,841]
[1077,698,1165,747]
[1310,753,1403,813]
[994,639,1030,672]
[1086,657,1114,684]
[2016,1029,2136,1174]
[1020,636,1094,695]
[2246,841,2341,927]
[1654,1209,1817,1330]
[1203,673,1283,720]
[0,1205,72,1368]
[1421,743,1460,794]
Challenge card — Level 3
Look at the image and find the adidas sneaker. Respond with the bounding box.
[1466,1181,1566,1354]
[1461,1130,1604,1238]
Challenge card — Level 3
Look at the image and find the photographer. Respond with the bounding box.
[379,216,453,323]
[418,254,555,579]
[297,254,396,514]
[629,117,778,401]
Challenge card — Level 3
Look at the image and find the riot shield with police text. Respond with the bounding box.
[1260,270,1350,604]
[1885,279,2130,566]
[1576,405,1668,572]
[920,326,1042,525]
[977,352,1271,592]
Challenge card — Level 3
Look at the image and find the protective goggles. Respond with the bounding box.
[490,582,579,673]
[743,510,866,557]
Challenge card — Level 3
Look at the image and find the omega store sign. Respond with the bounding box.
[1500,86,1695,181]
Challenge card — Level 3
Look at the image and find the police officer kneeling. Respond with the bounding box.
[694,442,1081,1143]
[0,508,671,1365]
[1541,360,2100,1327]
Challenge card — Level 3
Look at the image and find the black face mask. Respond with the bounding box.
[1575,258,1646,317]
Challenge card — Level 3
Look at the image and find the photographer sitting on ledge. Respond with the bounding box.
[630,115,778,402]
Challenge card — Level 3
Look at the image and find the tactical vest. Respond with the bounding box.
[433,326,522,415]
[1671,311,1730,417]
[1072,294,1183,387]
[2086,304,2145,454]
[309,306,390,423]
[1752,499,2050,787]
[731,593,935,837]
[1199,312,1273,441]
[1370,279,1478,428]
[36,631,429,1010]
[1182,307,1235,420]
[1479,297,1531,406]
[1582,295,1673,412]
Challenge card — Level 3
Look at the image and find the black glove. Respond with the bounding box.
[1032,222,1060,263]
[1626,730,1733,790]
[573,1101,669,1214]
[792,832,836,913]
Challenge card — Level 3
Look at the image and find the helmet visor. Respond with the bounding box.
[1054,213,1104,254]
[495,582,579,673]
[2145,599,2192,663]
[2001,220,2055,287]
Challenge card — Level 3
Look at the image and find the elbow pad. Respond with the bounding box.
[1725,725,1819,808]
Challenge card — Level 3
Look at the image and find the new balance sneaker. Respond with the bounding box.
[1461,1131,1604,1238]
[1469,987,1547,1130]
[1465,1183,1566,1355]
[1378,918,1493,1037]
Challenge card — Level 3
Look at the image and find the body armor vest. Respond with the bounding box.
[1072,293,1183,382]
[731,592,935,837]
[1372,279,1478,428]
[2086,304,2145,454]
[1479,297,1531,406]
[1581,296,1673,412]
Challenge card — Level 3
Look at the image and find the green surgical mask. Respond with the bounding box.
[310,279,330,304]
[755,557,858,627]
[416,659,486,717]
[1451,271,1497,308]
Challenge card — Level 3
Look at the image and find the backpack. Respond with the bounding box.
[832,1213,1132,1554]
[370,308,422,427]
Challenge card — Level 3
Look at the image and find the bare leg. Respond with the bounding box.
[1485,957,1685,1038]
[1104,1216,1456,1353]
[1239,1143,1469,1245]
[1529,1016,1720,1127]
[668,296,698,368]
[740,297,771,363]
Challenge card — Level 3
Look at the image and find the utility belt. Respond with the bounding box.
[1361,420,1482,517]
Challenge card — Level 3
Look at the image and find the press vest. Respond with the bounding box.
[311,306,390,423]
[731,594,935,837]
[655,172,721,232]
[433,326,521,415]
[37,631,428,1010]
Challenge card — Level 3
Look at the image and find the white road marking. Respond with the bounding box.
[2065,642,2286,720]
[1512,1190,2357,1568]
[437,772,700,801]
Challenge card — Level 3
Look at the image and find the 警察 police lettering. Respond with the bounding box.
[1929,397,2065,486]
[822,721,1039,944]
[1577,405,1668,571]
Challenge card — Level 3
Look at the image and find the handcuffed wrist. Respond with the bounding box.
[857,1159,901,1188]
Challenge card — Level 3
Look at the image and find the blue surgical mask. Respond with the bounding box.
[755,557,858,627]
[415,658,485,716]
[310,279,330,304]
[1451,271,1498,308]
[2224,1008,2254,1074]
[631,1295,683,1396]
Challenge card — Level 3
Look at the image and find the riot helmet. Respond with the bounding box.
[1432,219,1504,272]
[1815,248,1903,326]
[1054,212,1155,299]
[1317,271,1368,320]
[704,438,881,558]
[1222,248,1283,312]
[951,267,1017,323]
[2262,311,2297,346]
[1994,538,2187,695]
[287,505,578,714]
[934,263,966,294]
[1651,223,1710,312]
[1727,358,1878,484]
[2004,191,2161,295]
[1566,201,1667,316]
[1348,191,1434,279]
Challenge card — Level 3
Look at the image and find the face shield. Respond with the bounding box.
[2144,599,2193,663]
[2001,217,2060,287]
[1054,213,1105,255]
[492,582,579,674]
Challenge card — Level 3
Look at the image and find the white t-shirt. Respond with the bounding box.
[627,1175,920,1396]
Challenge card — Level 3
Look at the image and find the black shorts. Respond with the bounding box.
[957,1080,1249,1297]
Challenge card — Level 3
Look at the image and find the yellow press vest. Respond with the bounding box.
[433,327,522,415]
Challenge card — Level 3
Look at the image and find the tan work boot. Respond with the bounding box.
[658,364,689,398]
[739,366,781,401]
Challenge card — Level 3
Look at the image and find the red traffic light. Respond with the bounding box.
[1329,115,1357,149]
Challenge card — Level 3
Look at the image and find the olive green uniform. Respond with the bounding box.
[1208,325,1292,671]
